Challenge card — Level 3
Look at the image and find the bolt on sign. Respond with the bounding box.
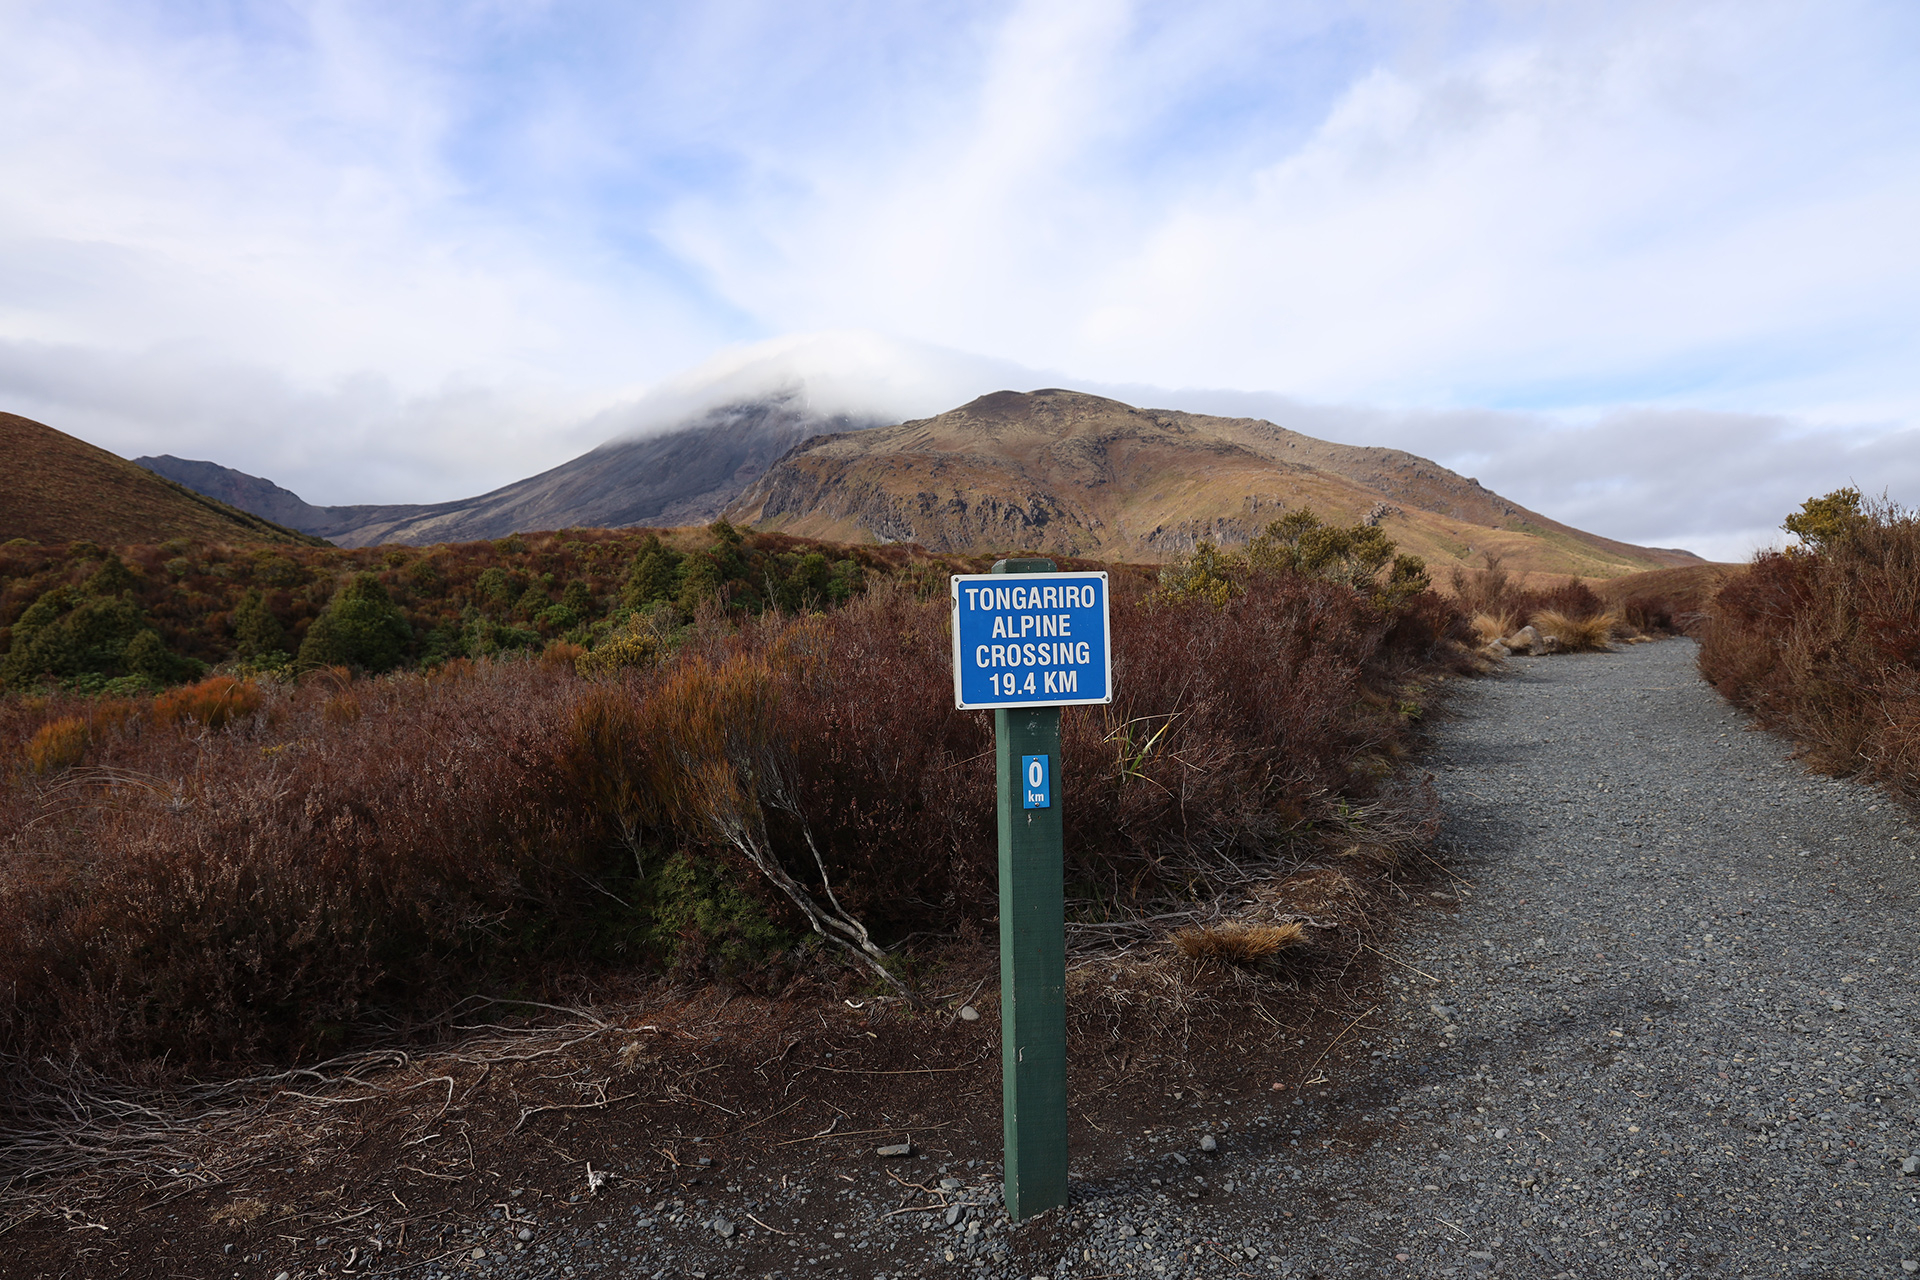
[950,561,1113,1221]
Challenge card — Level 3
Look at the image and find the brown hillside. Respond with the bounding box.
[726,389,1702,577]
[1,413,324,547]
[1592,562,1743,618]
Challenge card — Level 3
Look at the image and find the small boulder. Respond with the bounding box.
[1503,625,1544,654]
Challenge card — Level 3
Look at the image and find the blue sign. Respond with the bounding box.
[1021,754,1051,809]
[951,571,1112,709]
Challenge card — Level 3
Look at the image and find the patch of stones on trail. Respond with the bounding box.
[381,639,1920,1280]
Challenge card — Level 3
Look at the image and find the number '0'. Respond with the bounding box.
[1028,759,1044,788]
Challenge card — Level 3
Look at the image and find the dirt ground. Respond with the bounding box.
[2,895,1436,1280]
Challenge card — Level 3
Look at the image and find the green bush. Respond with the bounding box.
[1156,509,1431,610]
[1,589,154,687]
[297,573,412,672]
[642,853,793,975]
[620,538,682,608]
[231,589,285,658]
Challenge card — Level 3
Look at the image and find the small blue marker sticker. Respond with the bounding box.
[1021,754,1050,809]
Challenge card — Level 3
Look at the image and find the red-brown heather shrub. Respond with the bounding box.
[0,566,1464,1084]
[1699,494,1920,796]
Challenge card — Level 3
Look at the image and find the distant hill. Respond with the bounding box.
[126,386,1701,576]
[138,397,873,549]
[1,412,325,548]
[133,454,330,531]
[725,390,1703,577]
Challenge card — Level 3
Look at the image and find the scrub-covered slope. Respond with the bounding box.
[1,412,322,547]
[727,389,1701,576]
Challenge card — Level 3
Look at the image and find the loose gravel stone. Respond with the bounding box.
[410,641,1920,1279]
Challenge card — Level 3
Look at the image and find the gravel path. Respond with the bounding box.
[431,639,1920,1279]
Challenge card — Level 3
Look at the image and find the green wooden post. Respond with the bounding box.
[993,556,1068,1220]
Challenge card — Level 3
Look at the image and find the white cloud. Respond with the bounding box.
[0,0,1915,553]
[582,331,1041,439]
[662,0,1920,421]
[0,338,606,506]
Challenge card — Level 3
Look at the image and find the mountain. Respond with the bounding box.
[725,389,1703,576]
[1,412,325,547]
[133,454,330,531]
[139,396,869,549]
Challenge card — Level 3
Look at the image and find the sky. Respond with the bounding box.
[3,0,1918,561]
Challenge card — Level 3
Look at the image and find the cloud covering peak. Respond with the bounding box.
[1,1,1914,548]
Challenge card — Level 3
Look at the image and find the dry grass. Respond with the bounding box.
[24,716,89,773]
[151,676,263,729]
[1454,557,1629,655]
[207,1197,268,1227]
[1530,609,1618,653]
[1593,563,1741,636]
[1172,921,1309,964]
[1469,612,1516,645]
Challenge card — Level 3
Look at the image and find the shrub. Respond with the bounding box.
[1156,509,1431,610]
[0,590,145,687]
[1700,491,1920,794]
[575,627,657,677]
[323,691,362,725]
[19,698,141,772]
[297,573,411,672]
[0,555,1464,1081]
[230,589,284,658]
[1449,557,1618,653]
[1619,594,1677,634]
[152,676,264,730]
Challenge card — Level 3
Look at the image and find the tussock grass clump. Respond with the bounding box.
[151,675,262,729]
[1453,555,1627,654]
[20,697,141,772]
[1172,921,1308,964]
[1469,612,1516,646]
[1530,609,1618,653]
[24,715,89,773]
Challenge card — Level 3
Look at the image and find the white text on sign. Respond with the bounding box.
[950,572,1112,710]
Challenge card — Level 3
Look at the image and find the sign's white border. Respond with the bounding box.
[950,571,1114,710]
